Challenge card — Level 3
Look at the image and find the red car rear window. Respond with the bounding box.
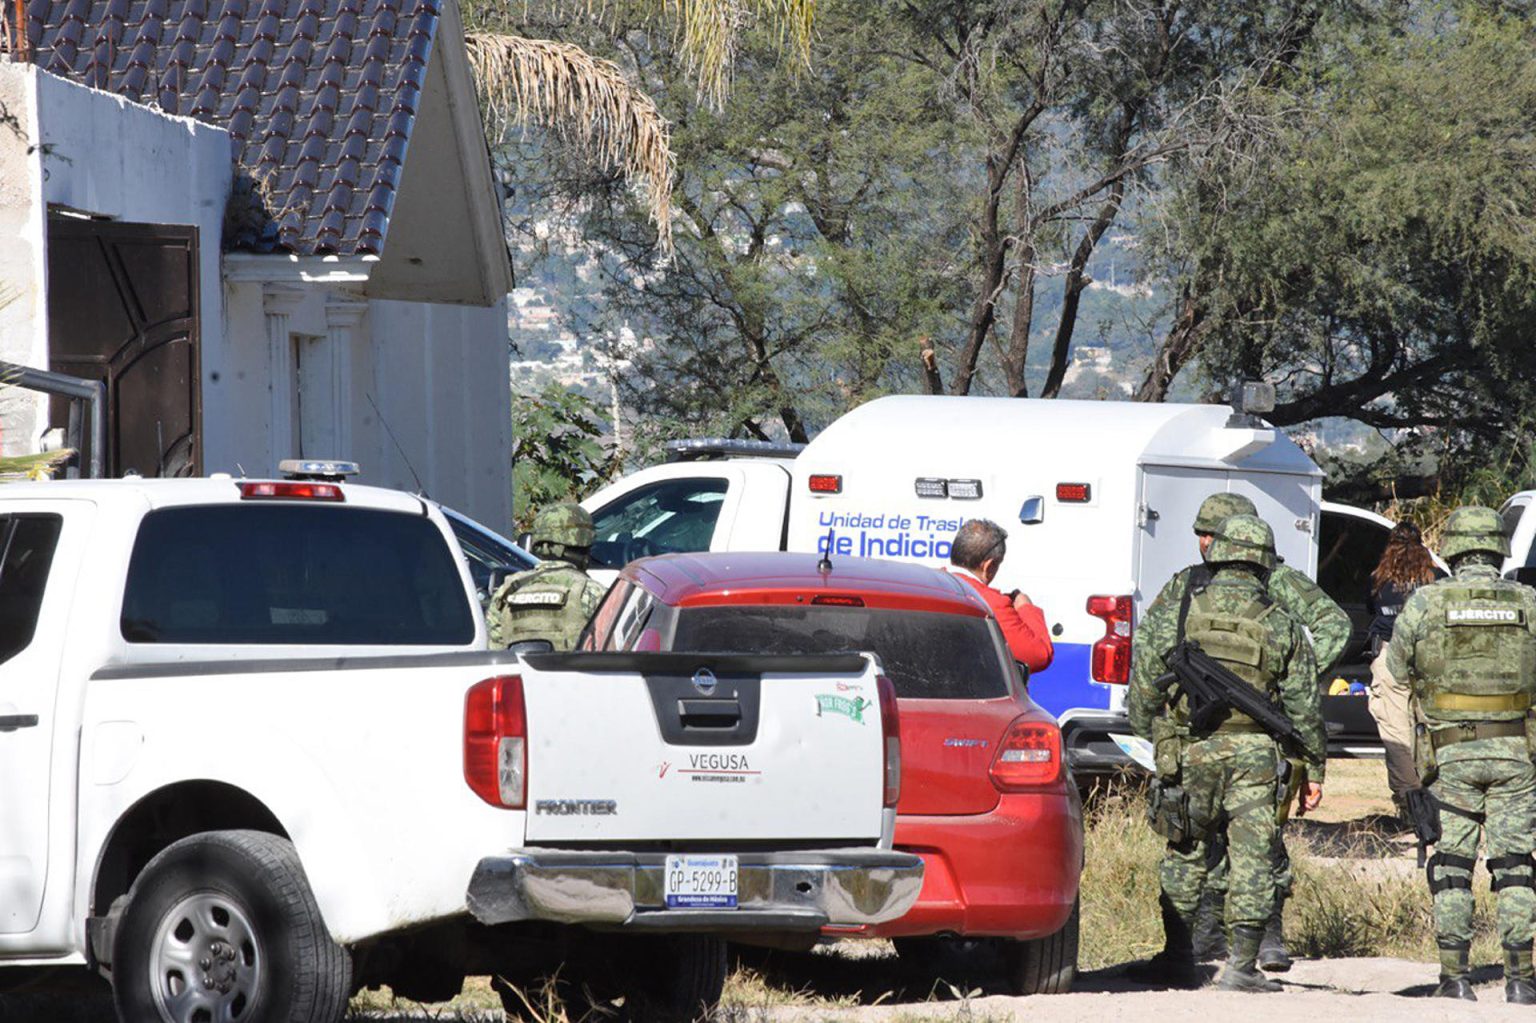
[671,605,1010,700]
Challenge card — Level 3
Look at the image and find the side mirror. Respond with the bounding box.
[517,532,535,550]
[1015,660,1031,686]
[1019,496,1045,525]
[509,639,555,656]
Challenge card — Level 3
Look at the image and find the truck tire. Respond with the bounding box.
[496,935,724,1022]
[625,935,727,1023]
[110,830,352,1023]
[1004,899,1079,995]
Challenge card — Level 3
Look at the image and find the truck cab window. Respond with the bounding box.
[121,506,475,645]
[589,479,729,569]
[0,515,64,665]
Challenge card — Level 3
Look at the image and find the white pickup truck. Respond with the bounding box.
[0,476,920,1022]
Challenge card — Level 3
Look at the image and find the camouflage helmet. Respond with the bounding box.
[530,503,595,552]
[1206,513,1277,571]
[1440,505,1510,561]
[1193,492,1258,534]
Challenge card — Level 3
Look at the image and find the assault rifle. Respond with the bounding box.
[1157,640,1306,749]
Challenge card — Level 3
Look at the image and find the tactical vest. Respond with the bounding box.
[489,562,600,651]
[1413,578,1536,723]
[1166,573,1285,734]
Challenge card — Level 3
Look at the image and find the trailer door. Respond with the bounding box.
[1136,466,1229,615]
[1229,475,1319,579]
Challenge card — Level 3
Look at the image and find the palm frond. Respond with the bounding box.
[466,33,676,247]
[0,450,74,481]
[661,0,814,108]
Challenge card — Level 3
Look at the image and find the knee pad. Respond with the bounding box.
[1427,852,1477,894]
[1487,853,1536,892]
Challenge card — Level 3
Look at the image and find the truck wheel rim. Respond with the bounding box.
[148,891,262,1023]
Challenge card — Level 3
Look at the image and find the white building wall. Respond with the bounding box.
[214,278,512,532]
[0,64,230,458]
[369,296,512,532]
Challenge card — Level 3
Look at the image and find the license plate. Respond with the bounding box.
[664,854,738,909]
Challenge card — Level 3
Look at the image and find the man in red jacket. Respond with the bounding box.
[945,519,1054,672]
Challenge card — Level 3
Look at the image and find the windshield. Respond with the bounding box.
[590,479,729,569]
[671,604,1011,699]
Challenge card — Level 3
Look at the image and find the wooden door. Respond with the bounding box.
[46,216,201,477]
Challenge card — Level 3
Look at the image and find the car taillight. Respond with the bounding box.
[1087,594,1133,684]
[239,481,344,501]
[877,674,901,808]
[464,675,527,809]
[990,715,1062,789]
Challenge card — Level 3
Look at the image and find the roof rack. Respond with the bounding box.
[665,438,806,462]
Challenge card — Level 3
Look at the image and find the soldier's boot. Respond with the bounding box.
[1257,899,1293,973]
[1216,926,1282,993]
[1434,942,1477,1001]
[1125,895,1203,989]
[1505,943,1536,1004]
[1191,889,1228,962]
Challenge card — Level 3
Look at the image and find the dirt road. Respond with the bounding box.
[753,956,1532,1023]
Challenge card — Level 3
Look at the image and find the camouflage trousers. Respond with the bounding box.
[1200,822,1292,902]
[1160,733,1279,932]
[1429,751,1536,949]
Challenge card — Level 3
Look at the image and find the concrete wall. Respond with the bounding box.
[0,66,50,453]
[0,64,230,457]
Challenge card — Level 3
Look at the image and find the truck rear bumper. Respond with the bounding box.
[466,848,923,932]
[1060,711,1138,774]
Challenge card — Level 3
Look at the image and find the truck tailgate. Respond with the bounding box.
[518,652,886,843]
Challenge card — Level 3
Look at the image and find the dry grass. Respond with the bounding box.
[1078,758,1517,971]
[1078,778,1166,970]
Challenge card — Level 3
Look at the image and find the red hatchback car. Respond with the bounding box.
[580,552,1084,993]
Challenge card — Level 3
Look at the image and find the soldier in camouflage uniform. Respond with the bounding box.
[1151,493,1350,970]
[1128,514,1326,992]
[487,503,608,651]
[1382,506,1536,1003]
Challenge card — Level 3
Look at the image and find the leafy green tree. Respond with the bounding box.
[508,3,971,441]
[511,383,616,529]
[1141,6,1536,453]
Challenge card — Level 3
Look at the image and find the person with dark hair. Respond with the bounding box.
[1367,521,1446,805]
[946,519,1053,672]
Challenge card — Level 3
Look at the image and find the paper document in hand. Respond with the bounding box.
[1110,733,1155,773]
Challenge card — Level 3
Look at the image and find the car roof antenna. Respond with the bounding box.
[818,529,835,574]
[366,391,428,498]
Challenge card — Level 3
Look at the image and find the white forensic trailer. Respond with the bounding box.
[583,395,1391,772]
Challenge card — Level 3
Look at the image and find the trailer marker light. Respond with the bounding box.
[808,474,843,494]
[1056,483,1092,503]
[914,478,948,499]
[947,478,983,500]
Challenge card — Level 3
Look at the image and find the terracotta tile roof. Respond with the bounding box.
[24,0,442,255]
